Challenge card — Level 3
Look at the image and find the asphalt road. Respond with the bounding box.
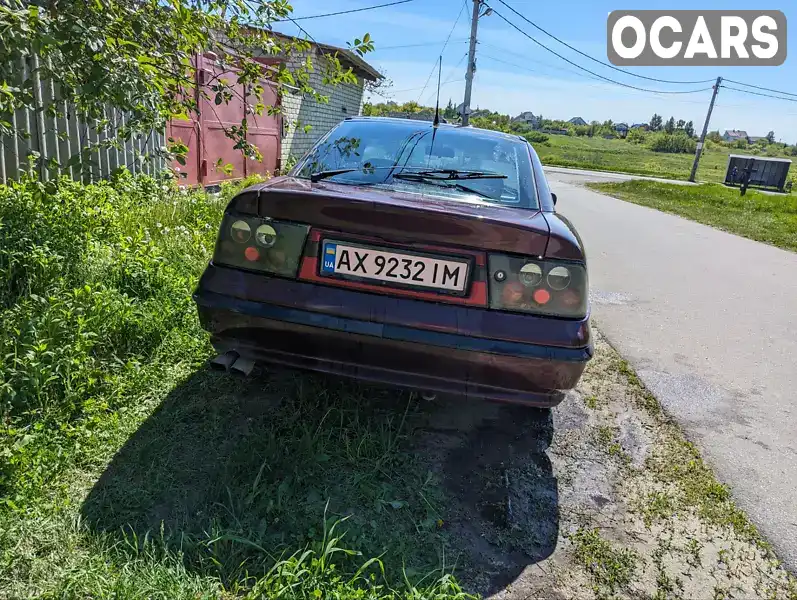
[545,167,797,572]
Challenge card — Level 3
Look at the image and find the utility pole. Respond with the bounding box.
[689,76,722,182]
[461,0,481,126]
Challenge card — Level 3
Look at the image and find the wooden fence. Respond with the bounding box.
[0,55,165,185]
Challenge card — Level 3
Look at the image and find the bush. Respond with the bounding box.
[626,128,647,144]
[647,132,697,154]
[523,131,550,144]
[0,171,258,499]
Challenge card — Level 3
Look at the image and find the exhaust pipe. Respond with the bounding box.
[210,351,238,371]
[229,356,255,377]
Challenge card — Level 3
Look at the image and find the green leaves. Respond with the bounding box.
[349,32,374,57]
[0,1,375,174]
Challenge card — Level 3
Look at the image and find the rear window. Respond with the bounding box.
[292,119,538,210]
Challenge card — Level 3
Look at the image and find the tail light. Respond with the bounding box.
[213,214,310,277]
[488,254,588,318]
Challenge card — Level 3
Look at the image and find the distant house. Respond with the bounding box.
[631,123,649,130]
[723,130,749,143]
[615,122,629,134]
[470,108,492,119]
[542,127,569,136]
[568,116,587,126]
[512,111,541,128]
[748,135,768,144]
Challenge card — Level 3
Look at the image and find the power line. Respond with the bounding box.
[416,0,469,103]
[373,78,464,96]
[479,51,607,86]
[480,41,601,81]
[492,0,716,86]
[477,53,712,108]
[277,0,418,21]
[723,79,797,99]
[721,84,797,103]
[440,0,469,55]
[443,53,468,85]
[421,54,467,105]
[415,63,440,104]
[280,14,321,45]
[488,7,715,95]
[374,39,469,51]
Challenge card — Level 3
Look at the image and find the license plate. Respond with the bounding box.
[320,240,469,293]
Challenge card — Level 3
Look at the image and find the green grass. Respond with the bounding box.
[587,180,797,252]
[568,527,639,598]
[0,172,472,598]
[534,134,794,185]
[608,355,766,548]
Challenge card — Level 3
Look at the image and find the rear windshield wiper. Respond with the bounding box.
[395,169,507,180]
[310,167,508,184]
[309,165,405,182]
[309,168,358,182]
[391,172,498,200]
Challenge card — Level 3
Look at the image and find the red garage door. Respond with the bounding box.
[167,53,281,187]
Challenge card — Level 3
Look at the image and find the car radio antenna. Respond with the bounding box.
[433,55,442,127]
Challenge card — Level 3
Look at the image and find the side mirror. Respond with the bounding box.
[551,192,558,205]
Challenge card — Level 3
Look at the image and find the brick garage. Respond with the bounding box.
[278,40,381,167]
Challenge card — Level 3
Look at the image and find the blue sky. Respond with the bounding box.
[275,1,797,142]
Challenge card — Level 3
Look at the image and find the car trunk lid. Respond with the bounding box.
[249,178,550,256]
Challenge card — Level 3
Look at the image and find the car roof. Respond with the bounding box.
[344,116,526,143]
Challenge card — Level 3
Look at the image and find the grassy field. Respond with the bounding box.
[0,173,471,598]
[534,134,793,185]
[2,172,796,598]
[587,180,797,252]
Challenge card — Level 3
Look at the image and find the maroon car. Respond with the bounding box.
[193,117,591,406]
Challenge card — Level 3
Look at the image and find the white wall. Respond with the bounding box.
[280,47,366,167]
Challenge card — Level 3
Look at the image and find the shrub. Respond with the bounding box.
[0,171,255,499]
[523,130,550,144]
[647,132,697,154]
[597,126,618,139]
[626,128,647,144]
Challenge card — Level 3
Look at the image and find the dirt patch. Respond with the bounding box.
[421,332,797,599]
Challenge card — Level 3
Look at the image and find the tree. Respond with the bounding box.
[685,121,695,138]
[649,114,663,131]
[0,0,374,170]
[664,117,675,134]
[649,114,662,131]
[676,119,685,130]
[443,98,456,119]
[767,130,776,143]
[364,68,392,99]
[399,101,422,114]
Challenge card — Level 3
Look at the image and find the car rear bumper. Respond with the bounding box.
[193,267,592,407]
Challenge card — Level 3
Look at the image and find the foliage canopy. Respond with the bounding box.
[0,0,374,165]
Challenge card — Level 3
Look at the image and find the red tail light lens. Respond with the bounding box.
[213,215,309,277]
[488,254,588,318]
